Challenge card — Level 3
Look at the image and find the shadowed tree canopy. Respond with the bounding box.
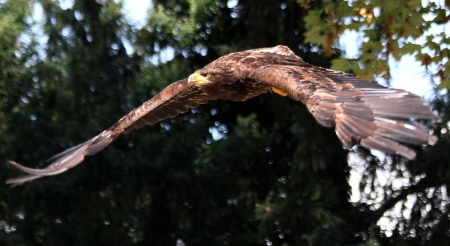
[1,0,450,245]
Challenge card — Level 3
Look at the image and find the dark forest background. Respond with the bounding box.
[1,0,450,245]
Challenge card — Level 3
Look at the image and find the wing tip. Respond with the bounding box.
[399,148,416,160]
[6,161,37,187]
[429,135,438,145]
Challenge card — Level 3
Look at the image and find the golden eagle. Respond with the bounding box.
[6,45,437,186]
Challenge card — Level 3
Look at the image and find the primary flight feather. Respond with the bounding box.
[6,45,437,186]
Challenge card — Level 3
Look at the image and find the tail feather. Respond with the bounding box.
[332,88,437,159]
[301,78,437,160]
[360,135,417,160]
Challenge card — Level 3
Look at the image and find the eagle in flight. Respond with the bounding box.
[6,45,437,186]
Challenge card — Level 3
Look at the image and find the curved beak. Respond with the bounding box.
[188,73,210,87]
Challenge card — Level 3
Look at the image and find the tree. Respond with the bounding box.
[0,0,449,245]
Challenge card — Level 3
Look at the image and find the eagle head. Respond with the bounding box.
[188,72,211,87]
[188,66,235,87]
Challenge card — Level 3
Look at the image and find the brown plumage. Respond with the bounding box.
[6,45,438,186]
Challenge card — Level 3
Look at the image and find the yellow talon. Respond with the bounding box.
[271,87,288,96]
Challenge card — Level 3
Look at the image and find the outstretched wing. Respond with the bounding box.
[237,49,437,159]
[7,79,216,186]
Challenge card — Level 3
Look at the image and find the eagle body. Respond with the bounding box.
[193,46,311,101]
[7,45,438,186]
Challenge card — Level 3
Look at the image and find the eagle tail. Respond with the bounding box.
[334,91,437,159]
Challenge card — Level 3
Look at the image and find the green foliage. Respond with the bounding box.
[0,0,449,245]
[304,0,450,85]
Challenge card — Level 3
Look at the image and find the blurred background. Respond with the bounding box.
[1,0,450,245]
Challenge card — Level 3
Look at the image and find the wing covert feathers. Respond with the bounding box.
[240,48,437,159]
[7,79,214,186]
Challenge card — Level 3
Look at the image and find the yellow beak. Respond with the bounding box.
[188,73,210,87]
